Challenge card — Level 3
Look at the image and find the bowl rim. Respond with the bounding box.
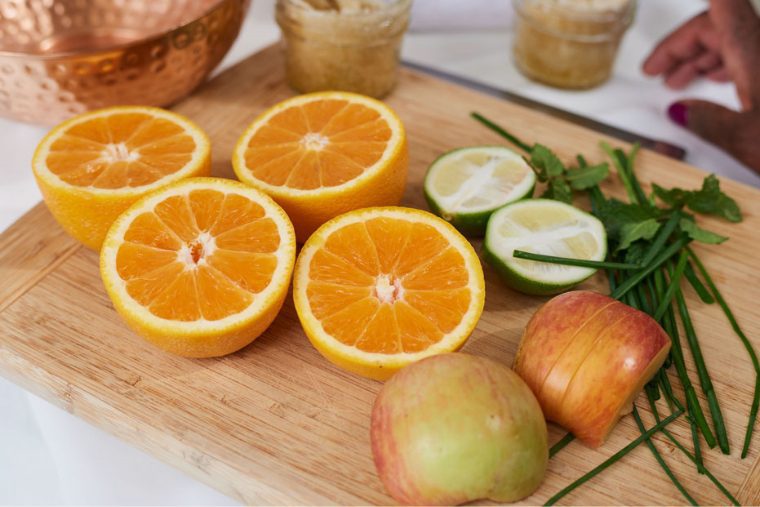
[0,0,239,61]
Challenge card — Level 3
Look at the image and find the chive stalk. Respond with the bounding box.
[470,112,532,152]
[653,251,689,321]
[688,247,760,458]
[654,271,716,450]
[601,141,639,204]
[640,212,681,268]
[512,250,642,270]
[675,289,730,454]
[550,432,575,458]
[610,237,690,300]
[684,261,715,304]
[646,391,739,505]
[632,407,697,505]
[544,409,684,506]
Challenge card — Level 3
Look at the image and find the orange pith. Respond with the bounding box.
[306,217,472,353]
[116,189,280,322]
[46,112,198,189]
[243,98,391,190]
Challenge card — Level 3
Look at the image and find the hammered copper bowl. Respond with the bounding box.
[0,0,249,125]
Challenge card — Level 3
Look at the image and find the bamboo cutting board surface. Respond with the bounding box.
[2,44,760,505]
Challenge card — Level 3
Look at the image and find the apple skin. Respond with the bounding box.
[514,291,671,447]
[370,353,548,505]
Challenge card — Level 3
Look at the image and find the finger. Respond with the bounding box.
[706,67,731,82]
[667,100,753,164]
[643,12,711,76]
[709,0,760,108]
[693,51,722,73]
[664,60,702,89]
[709,0,759,32]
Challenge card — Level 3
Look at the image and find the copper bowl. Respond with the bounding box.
[0,0,249,125]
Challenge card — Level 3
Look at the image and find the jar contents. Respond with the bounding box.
[276,0,411,98]
[513,0,635,89]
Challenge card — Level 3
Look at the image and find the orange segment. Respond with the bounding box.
[404,288,472,334]
[214,218,280,253]
[123,212,182,251]
[148,269,202,322]
[323,222,380,277]
[100,177,296,358]
[116,242,179,280]
[233,91,408,242]
[210,193,266,235]
[33,106,211,250]
[207,250,278,293]
[125,262,185,307]
[321,298,381,347]
[306,282,372,320]
[154,195,199,242]
[356,304,401,354]
[293,207,485,380]
[195,265,254,321]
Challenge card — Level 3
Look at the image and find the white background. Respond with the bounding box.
[2,0,759,504]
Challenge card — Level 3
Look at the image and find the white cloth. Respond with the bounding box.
[2,0,759,504]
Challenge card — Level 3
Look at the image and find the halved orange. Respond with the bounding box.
[100,177,296,358]
[232,91,408,242]
[293,207,485,380]
[33,106,211,250]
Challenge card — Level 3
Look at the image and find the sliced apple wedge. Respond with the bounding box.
[514,290,671,448]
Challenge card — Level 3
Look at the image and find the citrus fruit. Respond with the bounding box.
[483,199,606,296]
[32,106,211,250]
[100,177,296,358]
[293,206,485,380]
[232,91,408,242]
[424,146,535,236]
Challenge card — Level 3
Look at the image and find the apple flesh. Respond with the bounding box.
[370,353,548,505]
[514,290,671,447]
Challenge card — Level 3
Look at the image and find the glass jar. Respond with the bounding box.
[512,0,636,89]
[275,0,412,98]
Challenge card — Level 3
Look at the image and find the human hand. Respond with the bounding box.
[643,0,760,173]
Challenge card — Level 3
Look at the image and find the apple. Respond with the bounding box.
[514,290,671,447]
[370,353,548,505]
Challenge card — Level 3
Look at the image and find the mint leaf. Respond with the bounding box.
[530,144,565,179]
[652,175,742,223]
[618,219,661,251]
[593,198,661,242]
[652,183,689,207]
[679,218,728,244]
[687,175,742,222]
[542,178,573,204]
[567,163,610,190]
[623,241,649,265]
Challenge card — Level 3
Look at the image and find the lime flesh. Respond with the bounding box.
[483,199,607,295]
[424,146,535,236]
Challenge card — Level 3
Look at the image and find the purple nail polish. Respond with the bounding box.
[667,102,688,127]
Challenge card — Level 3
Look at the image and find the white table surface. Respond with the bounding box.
[2,0,760,504]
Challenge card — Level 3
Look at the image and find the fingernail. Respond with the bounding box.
[667,102,688,127]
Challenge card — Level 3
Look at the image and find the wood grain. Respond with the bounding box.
[1,44,760,505]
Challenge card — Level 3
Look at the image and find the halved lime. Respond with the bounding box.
[483,199,607,295]
[423,146,536,236]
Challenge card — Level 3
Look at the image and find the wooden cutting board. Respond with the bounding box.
[2,44,760,505]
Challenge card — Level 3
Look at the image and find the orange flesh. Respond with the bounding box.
[116,189,280,321]
[306,217,472,354]
[46,113,196,188]
[244,99,392,190]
